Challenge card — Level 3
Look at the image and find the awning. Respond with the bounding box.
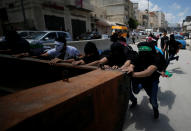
[96,19,111,26]
[187,26,191,31]
[96,19,121,27]
[183,22,191,26]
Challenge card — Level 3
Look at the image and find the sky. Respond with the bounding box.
[131,0,191,24]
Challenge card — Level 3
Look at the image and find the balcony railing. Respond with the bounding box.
[65,0,93,12]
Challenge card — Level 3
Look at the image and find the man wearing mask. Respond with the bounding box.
[123,42,166,119]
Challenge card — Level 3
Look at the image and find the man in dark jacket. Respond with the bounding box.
[124,42,166,119]
[0,30,30,56]
[166,34,182,68]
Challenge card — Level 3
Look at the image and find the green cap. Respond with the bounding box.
[138,46,152,51]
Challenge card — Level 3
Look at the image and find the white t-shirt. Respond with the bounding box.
[47,41,64,57]
[62,45,80,60]
[47,41,79,59]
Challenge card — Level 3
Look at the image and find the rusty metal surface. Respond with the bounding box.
[0,69,127,130]
[0,54,98,95]
[0,54,98,71]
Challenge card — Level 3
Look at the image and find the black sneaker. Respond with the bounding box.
[176,56,179,61]
[153,107,159,119]
[130,101,137,108]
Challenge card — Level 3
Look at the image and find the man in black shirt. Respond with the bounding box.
[0,30,30,56]
[161,30,169,59]
[166,34,182,68]
[161,30,169,51]
[124,42,165,119]
[72,42,100,65]
[92,42,136,72]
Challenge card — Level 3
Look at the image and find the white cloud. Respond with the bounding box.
[131,0,189,24]
[131,0,160,11]
[178,7,189,17]
[171,3,181,10]
[151,5,161,11]
[178,17,184,25]
[165,13,176,23]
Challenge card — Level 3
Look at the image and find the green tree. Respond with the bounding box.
[128,18,139,30]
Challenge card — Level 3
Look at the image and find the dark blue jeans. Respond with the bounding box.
[130,79,159,109]
[166,53,178,68]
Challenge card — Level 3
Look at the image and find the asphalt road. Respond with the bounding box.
[123,39,191,131]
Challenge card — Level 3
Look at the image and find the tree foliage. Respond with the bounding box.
[128,18,139,30]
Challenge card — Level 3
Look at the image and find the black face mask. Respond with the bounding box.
[139,51,155,62]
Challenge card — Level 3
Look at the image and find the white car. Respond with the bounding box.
[0,36,5,42]
[25,31,72,43]
[25,31,73,49]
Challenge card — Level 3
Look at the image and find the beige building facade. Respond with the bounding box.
[0,0,93,39]
[133,3,139,20]
[137,10,148,28]
[91,0,135,25]
[149,12,158,29]
[154,11,166,29]
[136,10,167,30]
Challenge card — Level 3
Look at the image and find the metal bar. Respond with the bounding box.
[0,54,98,71]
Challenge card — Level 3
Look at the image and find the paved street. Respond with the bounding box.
[123,40,191,131]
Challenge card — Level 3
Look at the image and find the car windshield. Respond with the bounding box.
[18,32,28,37]
[175,36,183,40]
[25,32,46,40]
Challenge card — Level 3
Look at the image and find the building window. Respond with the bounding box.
[44,15,65,30]
[71,19,86,40]
[8,3,14,8]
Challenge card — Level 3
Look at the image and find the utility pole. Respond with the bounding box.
[148,0,149,29]
[21,0,27,28]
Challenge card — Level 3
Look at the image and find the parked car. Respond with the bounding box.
[25,31,72,44]
[0,36,5,42]
[182,33,189,39]
[24,31,72,51]
[17,31,37,38]
[76,32,91,40]
[174,34,186,49]
[76,32,101,40]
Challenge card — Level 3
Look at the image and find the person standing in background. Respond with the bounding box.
[160,30,169,60]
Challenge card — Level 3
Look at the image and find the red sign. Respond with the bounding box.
[75,0,83,8]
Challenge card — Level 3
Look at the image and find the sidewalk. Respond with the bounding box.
[123,45,191,131]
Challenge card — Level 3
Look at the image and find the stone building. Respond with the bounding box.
[128,0,134,20]
[0,0,93,39]
[90,0,111,34]
[182,16,191,32]
[133,3,138,20]
[92,0,134,25]
[149,12,158,30]
[154,11,166,30]
[137,10,148,28]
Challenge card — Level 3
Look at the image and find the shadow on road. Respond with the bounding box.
[158,87,176,110]
[168,67,186,75]
[123,96,174,131]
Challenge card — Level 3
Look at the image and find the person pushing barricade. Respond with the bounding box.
[91,42,134,70]
[122,41,166,119]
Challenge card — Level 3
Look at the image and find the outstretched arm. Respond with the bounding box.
[132,65,157,78]
[88,57,108,66]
